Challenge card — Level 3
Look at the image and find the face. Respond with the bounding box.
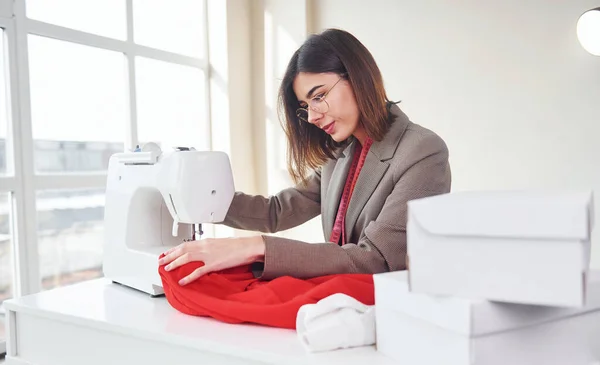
[292,72,365,144]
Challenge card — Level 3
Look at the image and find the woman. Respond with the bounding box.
[159,28,451,286]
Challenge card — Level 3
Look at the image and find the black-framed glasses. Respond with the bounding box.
[296,76,345,123]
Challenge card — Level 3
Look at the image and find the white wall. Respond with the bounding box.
[208,0,254,195]
[249,0,324,242]
[310,0,600,265]
[241,1,600,259]
[251,0,309,197]
[206,0,255,238]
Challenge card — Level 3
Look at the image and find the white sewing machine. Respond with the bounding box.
[102,142,235,296]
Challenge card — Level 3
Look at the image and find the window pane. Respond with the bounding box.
[28,36,127,172]
[0,193,14,344]
[26,0,126,40]
[37,188,105,291]
[0,30,8,175]
[133,0,204,58]
[136,57,209,151]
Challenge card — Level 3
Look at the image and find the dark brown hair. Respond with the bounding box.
[278,28,393,184]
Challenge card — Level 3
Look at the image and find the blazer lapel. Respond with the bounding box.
[323,142,355,241]
[344,153,389,241]
[344,103,411,241]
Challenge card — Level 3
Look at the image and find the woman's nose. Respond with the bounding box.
[307,108,323,124]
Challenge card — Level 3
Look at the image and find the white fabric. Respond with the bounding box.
[296,293,375,352]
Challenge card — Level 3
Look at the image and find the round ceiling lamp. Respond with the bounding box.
[577,7,600,56]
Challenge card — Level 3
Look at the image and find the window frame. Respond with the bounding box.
[0,10,19,356]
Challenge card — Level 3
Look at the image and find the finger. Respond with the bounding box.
[179,265,211,286]
[159,244,188,265]
[158,250,177,266]
[165,252,194,271]
[163,246,178,256]
[167,240,191,253]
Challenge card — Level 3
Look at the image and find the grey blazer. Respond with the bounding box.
[223,104,451,280]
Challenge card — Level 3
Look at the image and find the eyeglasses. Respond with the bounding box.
[296,76,345,123]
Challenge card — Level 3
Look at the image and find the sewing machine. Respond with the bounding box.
[102,142,235,296]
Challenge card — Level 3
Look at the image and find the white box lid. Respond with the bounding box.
[373,270,600,337]
[407,190,594,240]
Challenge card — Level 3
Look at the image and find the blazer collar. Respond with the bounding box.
[338,103,410,161]
[370,103,410,161]
[324,103,411,242]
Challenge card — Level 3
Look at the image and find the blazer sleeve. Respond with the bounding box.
[257,133,451,280]
[221,169,322,233]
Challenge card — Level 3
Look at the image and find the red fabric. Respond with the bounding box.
[159,257,374,329]
[329,138,374,245]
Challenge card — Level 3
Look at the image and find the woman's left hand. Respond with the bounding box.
[158,236,265,286]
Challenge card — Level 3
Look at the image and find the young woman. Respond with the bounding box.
[159,28,451,285]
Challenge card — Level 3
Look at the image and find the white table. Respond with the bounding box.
[2,278,397,365]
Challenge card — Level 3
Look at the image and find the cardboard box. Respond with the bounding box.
[406,190,594,307]
[373,270,600,365]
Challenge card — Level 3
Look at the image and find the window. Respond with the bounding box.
[136,57,210,151]
[0,0,210,311]
[133,0,204,57]
[26,0,126,40]
[28,35,127,173]
[37,188,105,291]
